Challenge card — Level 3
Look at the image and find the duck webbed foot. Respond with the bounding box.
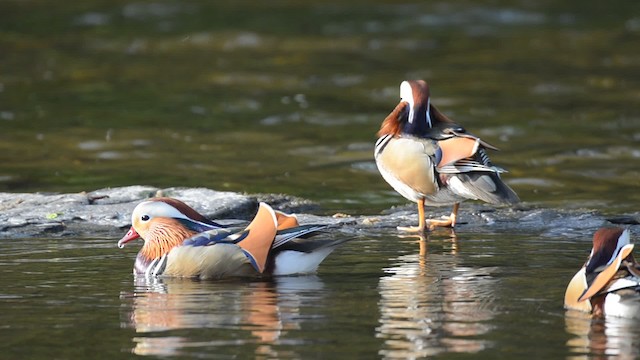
[426,203,459,230]
[397,225,426,233]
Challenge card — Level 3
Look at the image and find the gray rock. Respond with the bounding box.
[0,186,281,238]
[0,186,637,239]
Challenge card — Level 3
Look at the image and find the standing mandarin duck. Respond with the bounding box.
[565,227,640,318]
[117,197,347,279]
[375,80,519,232]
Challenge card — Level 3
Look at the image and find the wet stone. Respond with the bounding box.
[0,186,318,239]
[0,186,637,240]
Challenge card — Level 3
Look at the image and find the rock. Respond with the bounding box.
[0,186,637,239]
[0,186,308,238]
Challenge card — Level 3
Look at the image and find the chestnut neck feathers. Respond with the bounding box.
[139,217,197,260]
[128,198,212,261]
[377,101,408,137]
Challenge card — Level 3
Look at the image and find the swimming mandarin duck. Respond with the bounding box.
[117,197,347,279]
[564,227,640,318]
[375,80,519,232]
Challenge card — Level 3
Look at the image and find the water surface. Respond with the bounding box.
[2,0,640,213]
[1,0,640,358]
[2,232,640,359]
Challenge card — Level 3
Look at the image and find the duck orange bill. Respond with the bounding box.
[578,244,635,302]
[118,227,141,249]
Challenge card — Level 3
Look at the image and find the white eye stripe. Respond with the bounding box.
[131,201,190,224]
[400,82,415,124]
[400,81,414,106]
[399,81,432,127]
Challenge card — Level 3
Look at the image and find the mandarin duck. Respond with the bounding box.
[565,227,640,318]
[117,197,348,279]
[374,80,519,232]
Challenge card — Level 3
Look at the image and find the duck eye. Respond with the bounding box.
[141,215,150,221]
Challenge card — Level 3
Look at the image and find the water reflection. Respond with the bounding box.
[120,275,325,357]
[565,312,640,359]
[376,235,498,358]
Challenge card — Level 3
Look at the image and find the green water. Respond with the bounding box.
[2,0,640,214]
[2,0,640,359]
[3,233,640,359]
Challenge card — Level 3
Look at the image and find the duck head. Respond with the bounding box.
[117,197,222,260]
[564,228,635,313]
[378,80,459,138]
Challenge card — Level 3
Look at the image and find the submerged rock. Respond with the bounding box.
[0,186,636,239]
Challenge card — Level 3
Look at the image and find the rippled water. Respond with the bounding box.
[2,0,640,358]
[2,0,640,214]
[3,232,640,359]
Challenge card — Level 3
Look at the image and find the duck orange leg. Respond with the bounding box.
[398,198,427,233]
[426,203,459,230]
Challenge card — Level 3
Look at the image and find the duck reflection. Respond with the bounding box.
[565,311,640,359]
[376,234,498,358]
[120,275,324,357]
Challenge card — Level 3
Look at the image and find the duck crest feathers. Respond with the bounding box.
[591,228,626,265]
[151,197,213,224]
[578,229,634,302]
[428,103,456,126]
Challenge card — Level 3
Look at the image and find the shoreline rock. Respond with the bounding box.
[0,186,638,239]
[0,186,262,238]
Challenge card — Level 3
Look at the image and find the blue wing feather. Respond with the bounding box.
[272,225,328,249]
[183,229,250,247]
[241,249,261,272]
[178,218,225,234]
